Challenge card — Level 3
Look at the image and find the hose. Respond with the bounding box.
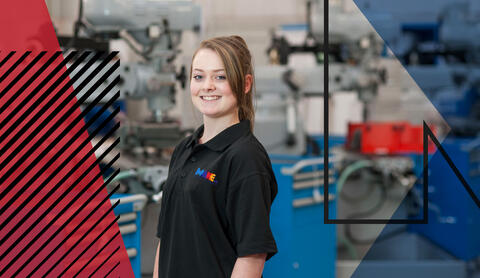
[119,19,173,61]
[119,30,157,60]
[337,235,359,260]
[336,160,374,196]
[338,160,414,245]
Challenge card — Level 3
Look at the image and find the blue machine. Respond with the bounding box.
[111,193,147,277]
[406,59,480,260]
[264,155,336,278]
[409,138,480,260]
[83,101,124,136]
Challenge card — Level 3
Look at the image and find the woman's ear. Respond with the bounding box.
[245,74,253,94]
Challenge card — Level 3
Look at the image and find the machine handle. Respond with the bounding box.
[110,194,148,211]
[293,193,336,208]
[293,177,335,189]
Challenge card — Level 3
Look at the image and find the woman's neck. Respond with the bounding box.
[200,114,240,144]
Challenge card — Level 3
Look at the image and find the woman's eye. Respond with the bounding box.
[193,75,202,80]
[216,75,226,80]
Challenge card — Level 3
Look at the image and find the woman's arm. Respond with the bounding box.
[230,253,267,278]
[153,242,160,278]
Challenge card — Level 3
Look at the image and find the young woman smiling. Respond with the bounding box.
[154,36,278,278]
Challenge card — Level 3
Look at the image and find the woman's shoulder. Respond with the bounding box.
[226,133,273,176]
[229,132,268,159]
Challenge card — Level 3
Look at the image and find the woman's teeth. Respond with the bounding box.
[201,96,220,100]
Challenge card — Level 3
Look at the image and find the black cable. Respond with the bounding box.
[70,0,85,48]
[306,0,315,43]
[74,0,83,38]
[163,19,173,50]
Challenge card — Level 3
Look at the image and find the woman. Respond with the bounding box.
[154,35,278,278]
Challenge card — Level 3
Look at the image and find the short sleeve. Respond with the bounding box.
[226,173,278,260]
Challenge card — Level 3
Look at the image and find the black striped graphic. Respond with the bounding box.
[0,51,131,277]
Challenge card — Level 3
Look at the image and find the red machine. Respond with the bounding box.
[346,122,436,155]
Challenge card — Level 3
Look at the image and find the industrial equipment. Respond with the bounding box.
[255,0,386,156]
[64,0,201,153]
[264,156,336,278]
[110,194,148,278]
[398,4,480,261]
[333,2,480,277]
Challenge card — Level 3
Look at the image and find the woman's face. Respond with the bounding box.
[190,48,238,121]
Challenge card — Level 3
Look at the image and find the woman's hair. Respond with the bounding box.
[190,35,255,131]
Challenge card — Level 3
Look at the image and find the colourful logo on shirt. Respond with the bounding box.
[195,168,218,183]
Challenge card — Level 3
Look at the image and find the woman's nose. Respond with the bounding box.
[203,78,215,91]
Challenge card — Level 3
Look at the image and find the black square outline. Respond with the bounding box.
[322,0,428,224]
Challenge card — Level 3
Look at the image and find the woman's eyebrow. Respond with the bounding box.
[192,68,225,72]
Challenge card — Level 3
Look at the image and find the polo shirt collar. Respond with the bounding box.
[187,120,251,151]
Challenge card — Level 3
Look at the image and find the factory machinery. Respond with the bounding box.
[68,0,201,152]
[54,0,480,277]
[262,0,480,277]
[255,0,386,156]
[257,1,389,277]
[334,1,480,278]
[62,0,203,199]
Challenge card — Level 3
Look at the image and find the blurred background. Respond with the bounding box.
[43,0,480,277]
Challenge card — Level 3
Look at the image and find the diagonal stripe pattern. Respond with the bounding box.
[0,51,133,277]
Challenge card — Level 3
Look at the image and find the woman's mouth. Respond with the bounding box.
[201,96,221,101]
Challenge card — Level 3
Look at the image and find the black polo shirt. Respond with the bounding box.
[156,120,278,278]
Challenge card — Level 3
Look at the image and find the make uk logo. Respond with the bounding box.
[195,168,218,184]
